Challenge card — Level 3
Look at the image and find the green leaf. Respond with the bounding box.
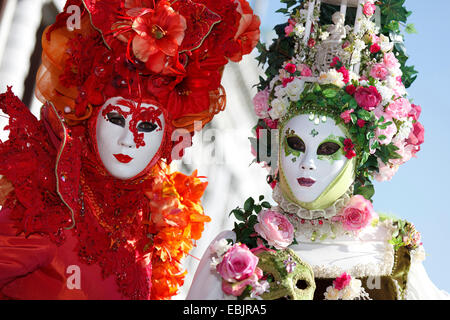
[254,205,262,214]
[355,183,375,200]
[313,83,322,93]
[244,197,255,212]
[360,151,370,166]
[405,23,417,34]
[261,201,272,209]
[322,88,337,98]
[357,109,372,121]
[232,209,245,221]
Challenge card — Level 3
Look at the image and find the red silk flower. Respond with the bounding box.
[227,0,261,62]
[129,1,187,73]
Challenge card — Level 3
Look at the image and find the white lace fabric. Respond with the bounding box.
[272,184,353,220]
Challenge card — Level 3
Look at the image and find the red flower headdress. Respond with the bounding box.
[37,0,260,146]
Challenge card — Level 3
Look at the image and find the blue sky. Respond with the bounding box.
[250,0,450,292]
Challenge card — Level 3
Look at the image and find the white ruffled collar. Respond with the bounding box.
[272,184,353,220]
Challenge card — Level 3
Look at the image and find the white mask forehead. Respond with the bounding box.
[96,97,165,180]
[285,114,346,143]
[280,114,348,204]
[103,96,131,113]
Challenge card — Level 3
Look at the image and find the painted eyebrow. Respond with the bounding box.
[319,135,345,145]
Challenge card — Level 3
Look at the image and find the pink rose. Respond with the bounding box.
[284,18,296,37]
[254,210,294,249]
[375,159,398,182]
[297,63,312,77]
[284,24,294,37]
[337,66,350,83]
[340,109,354,124]
[383,52,400,70]
[370,63,389,80]
[253,89,270,118]
[373,106,397,145]
[370,33,380,44]
[363,1,376,16]
[376,121,397,145]
[216,243,259,282]
[336,195,375,232]
[408,104,422,121]
[221,267,263,297]
[354,86,382,111]
[385,97,412,119]
[334,273,352,291]
[391,141,415,165]
[406,121,425,147]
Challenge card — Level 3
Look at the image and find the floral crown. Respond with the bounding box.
[37,0,260,134]
[251,0,424,200]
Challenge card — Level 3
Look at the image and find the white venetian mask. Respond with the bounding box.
[279,114,349,204]
[96,97,166,180]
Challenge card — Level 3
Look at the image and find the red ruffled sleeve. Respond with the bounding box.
[0,208,57,291]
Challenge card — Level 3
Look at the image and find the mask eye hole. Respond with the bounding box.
[107,112,126,128]
[296,279,308,290]
[317,141,340,156]
[137,122,158,133]
[287,136,306,152]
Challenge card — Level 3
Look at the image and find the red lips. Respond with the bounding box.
[113,154,133,164]
[297,178,316,187]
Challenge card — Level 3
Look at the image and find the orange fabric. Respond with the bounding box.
[35,16,96,126]
[171,85,226,131]
[0,177,13,206]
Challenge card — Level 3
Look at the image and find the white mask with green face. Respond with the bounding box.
[279,114,355,209]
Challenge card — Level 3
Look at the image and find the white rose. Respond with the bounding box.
[285,78,305,102]
[318,69,345,88]
[379,34,393,52]
[396,118,414,139]
[351,51,361,64]
[348,70,359,83]
[324,287,341,300]
[354,39,366,52]
[269,97,289,119]
[299,9,308,20]
[274,85,288,99]
[294,24,305,37]
[211,238,232,257]
[359,80,369,87]
[320,31,330,41]
[375,83,394,105]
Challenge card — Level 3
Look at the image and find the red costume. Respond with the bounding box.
[0,0,260,300]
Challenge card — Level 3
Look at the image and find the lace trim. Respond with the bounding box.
[307,220,397,279]
[282,212,359,242]
[272,184,353,220]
